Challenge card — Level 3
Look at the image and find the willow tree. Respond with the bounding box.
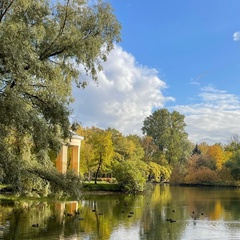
[142,109,189,166]
[0,0,121,196]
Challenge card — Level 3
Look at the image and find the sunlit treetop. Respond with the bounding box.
[0,0,121,138]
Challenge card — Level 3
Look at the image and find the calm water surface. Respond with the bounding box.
[1,184,240,240]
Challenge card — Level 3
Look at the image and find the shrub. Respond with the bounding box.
[112,160,148,193]
[184,167,218,185]
[170,167,185,184]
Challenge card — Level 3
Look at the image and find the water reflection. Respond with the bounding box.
[1,185,240,239]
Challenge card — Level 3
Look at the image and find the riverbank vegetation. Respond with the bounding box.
[75,114,240,192]
[0,0,121,198]
[1,0,240,199]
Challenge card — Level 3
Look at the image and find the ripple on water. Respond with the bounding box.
[181,219,240,240]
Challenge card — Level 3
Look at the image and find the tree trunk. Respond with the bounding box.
[94,153,102,184]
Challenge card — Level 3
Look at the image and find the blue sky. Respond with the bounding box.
[72,0,240,145]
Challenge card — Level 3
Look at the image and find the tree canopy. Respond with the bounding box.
[0,0,121,197]
[0,0,121,138]
[142,109,189,165]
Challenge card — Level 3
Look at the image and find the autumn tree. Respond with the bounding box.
[140,136,158,163]
[126,134,145,160]
[173,143,233,185]
[148,161,171,182]
[0,0,121,196]
[104,128,151,191]
[207,144,230,170]
[107,128,140,161]
[198,142,210,155]
[87,128,114,184]
[79,141,95,181]
[78,126,113,182]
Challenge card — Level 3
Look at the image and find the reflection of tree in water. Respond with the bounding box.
[1,194,146,240]
[2,186,240,239]
[81,194,144,240]
[0,187,185,240]
[179,187,240,221]
[2,201,54,239]
[140,184,185,240]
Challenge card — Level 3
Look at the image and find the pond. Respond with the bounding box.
[1,184,240,240]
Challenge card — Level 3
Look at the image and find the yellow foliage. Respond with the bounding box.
[148,161,171,182]
[207,144,228,169]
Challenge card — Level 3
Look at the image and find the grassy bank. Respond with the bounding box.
[82,182,121,192]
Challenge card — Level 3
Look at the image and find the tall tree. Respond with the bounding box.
[79,141,95,181]
[87,127,114,184]
[140,136,158,163]
[142,109,188,165]
[0,0,121,196]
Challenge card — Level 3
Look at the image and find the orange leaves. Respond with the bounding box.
[184,167,218,185]
[172,144,234,185]
[206,144,231,170]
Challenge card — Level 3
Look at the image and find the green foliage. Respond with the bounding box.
[107,128,139,161]
[80,141,95,179]
[112,160,148,193]
[225,150,240,180]
[230,168,240,181]
[27,167,82,199]
[79,127,148,191]
[0,0,120,197]
[142,109,189,165]
[226,134,240,152]
[0,145,82,198]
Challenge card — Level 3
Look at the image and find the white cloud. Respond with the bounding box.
[71,45,174,135]
[233,31,240,41]
[71,46,240,145]
[171,87,240,145]
[190,81,201,85]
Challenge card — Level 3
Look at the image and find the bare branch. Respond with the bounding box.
[39,0,70,60]
[22,91,47,105]
[0,0,15,23]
